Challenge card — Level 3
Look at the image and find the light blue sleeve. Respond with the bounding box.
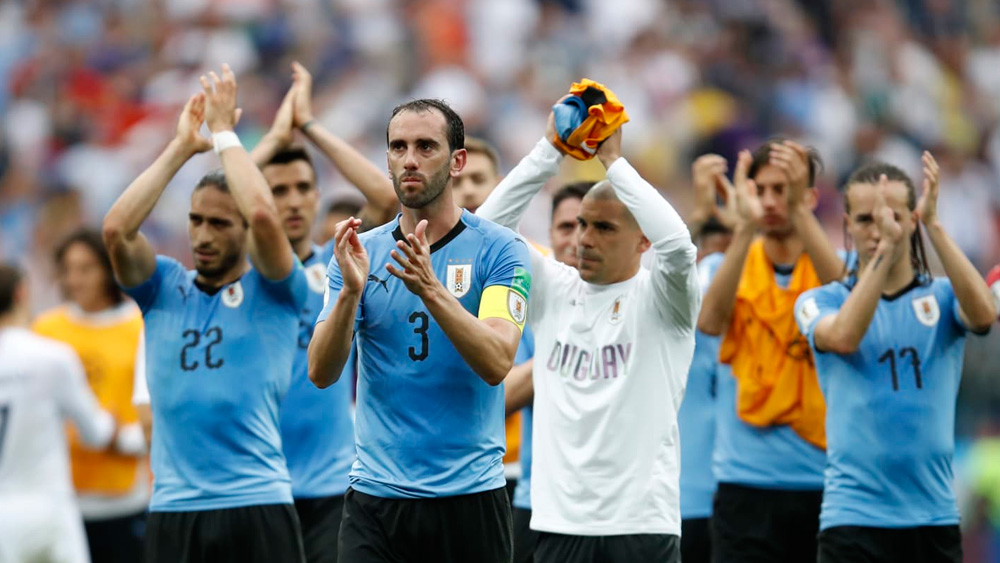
[795,284,846,353]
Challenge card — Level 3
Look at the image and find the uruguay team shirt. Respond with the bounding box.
[703,252,827,490]
[796,276,974,529]
[678,256,722,520]
[511,327,535,511]
[318,211,532,499]
[279,243,356,499]
[125,256,307,511]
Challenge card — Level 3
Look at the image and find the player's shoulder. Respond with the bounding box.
[32,305,71,333]
[6,328,77,366]
[464,210,522,245]
[697,252,725,285]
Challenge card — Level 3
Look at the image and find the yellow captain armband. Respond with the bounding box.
[477,267,531,331]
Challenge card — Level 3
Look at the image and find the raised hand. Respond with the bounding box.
[386,220,440,298]
[175,93,212,155]
[769,140,810,207]
[732,150,764,227]
[873,174,905,258]
[291,61,314,128]
[691,154,737,228]
[199,63,241,133]
[916,151,940,227]
[266,86,296,147]
[596,127,622,169]
[334,217,369,295]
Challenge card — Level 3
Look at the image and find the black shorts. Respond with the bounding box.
[512,507,539,563]
[295,495,345,563]
[144,504,305,563]
[818,524,962,563]
[84,510,146,563]
[338,486,512,563]
[681,517,712,563]
[711,482,822,563]
[535,531,680,563]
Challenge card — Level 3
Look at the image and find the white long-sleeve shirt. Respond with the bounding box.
[0,327,114,499]
[478,139,699,536]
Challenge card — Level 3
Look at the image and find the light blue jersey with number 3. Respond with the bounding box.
[796,276,974,529]
[125,256,308,511]
[318,211,532,499]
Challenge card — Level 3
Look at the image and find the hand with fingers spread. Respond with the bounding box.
[333,217,370,295]
[174,93,213,155]
[386,220,441,298]
[916,151,940,227]
[199,63,242,133]
[731,150,764,228]
[291,61,315,129]
[691,154,737,228]
[770,140,811,208]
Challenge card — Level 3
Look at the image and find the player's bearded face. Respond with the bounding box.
[391,160,451,209]
[189,188,249,282]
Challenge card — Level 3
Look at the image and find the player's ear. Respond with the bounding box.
[637,234,651,254]
[450,148,467,177]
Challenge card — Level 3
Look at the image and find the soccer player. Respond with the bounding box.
[678,155,735,563]
[796,157,996,562]
[697,141,842,562]
[102,65,308,562]
[308,99,531,563]
[33,229,148,563]
[0,262,122,563]
[249,62,397,563]
[477,115,699,561]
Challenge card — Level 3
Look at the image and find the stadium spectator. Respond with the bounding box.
[0,262,122,563]
[33,228,148,563]
[697,140,843,562]
[308,98,531,562]
[102,66,308,562]
[796,156,996,561]
[478,117,698,561]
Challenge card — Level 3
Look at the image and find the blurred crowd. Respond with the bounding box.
[1,0,999,557]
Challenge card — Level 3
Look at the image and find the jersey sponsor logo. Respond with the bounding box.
[222,281,244,308]
[911,294,940,327]
[367,274,390,293]
[508,290,527,324]
[609,296,624,324]
[797,296,820,328]
[545,339,633,381]
[447,264,472,298]
[306,263,327,294]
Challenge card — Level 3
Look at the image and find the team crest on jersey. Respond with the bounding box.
[306,263,327,294]
[447,264,473,298]
[609,296,624,324]
[222,281,244,308]
[911,294,940,327]
[508,290,527,324]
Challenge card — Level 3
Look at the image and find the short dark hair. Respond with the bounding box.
[0,262,23,316]
[264,146,314,170]
[55,228,124,306]
[463,137,500,175]
[747,138,823,187]
[695,215,733,240]
[327,200,362,217]
[387,99,465,153]
[195,170,229,193]
[552,181,594,218]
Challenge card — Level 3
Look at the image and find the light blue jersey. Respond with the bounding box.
[797,276,973,529]
[125,256,308,511]
[511,326,535,511]
[705,252,826,489]
[678,255,722,519]
[280,242,355,499]
[318,211,532,499]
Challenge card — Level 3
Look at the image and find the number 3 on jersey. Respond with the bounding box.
[408,312,429,361]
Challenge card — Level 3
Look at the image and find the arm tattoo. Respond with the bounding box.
[872,254,884,270]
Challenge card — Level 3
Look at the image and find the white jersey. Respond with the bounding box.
[0,327,114,497]
[478,139,699,536]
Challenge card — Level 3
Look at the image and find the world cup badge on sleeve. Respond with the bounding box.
[508,290,527,324]
[447,264,472,298]
[222,281,244,308]
[911,294,940,327]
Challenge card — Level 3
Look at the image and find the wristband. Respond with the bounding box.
[212,130,242,155]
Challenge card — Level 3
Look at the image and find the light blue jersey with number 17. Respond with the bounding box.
[125,256,308,511]
[796,276,974,530]
[318,211,532,499]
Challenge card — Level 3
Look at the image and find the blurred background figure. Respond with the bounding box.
[33,229,148,563]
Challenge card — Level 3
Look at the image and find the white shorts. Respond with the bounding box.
[0,495,89,563]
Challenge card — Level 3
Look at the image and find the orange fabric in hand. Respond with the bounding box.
[719,239,827,450]
[552,79,630,161]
